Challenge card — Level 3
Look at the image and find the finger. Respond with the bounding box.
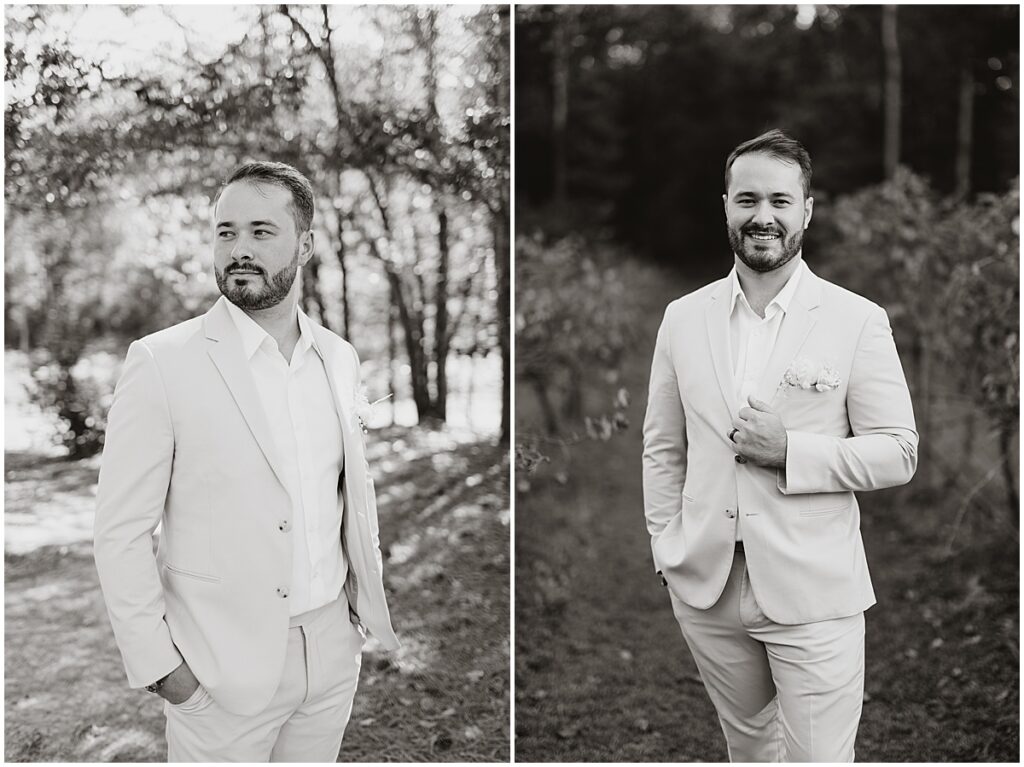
[748,395,774,414]
[737,407,755,421]
[731,417,744,431]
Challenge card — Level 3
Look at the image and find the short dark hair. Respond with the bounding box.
[216,161,315,233]
[724,129,812,198]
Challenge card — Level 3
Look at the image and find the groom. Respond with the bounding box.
[94,161,398,761]
[642,130,918,761]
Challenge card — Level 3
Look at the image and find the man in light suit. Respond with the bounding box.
[642,130,918,761]
[94,161,398,762]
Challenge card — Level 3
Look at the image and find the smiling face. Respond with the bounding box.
[213,181,313,310]
[723,152,813,273]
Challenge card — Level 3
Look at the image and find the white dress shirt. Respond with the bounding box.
[728,257,806,541]
[224,300,347,616]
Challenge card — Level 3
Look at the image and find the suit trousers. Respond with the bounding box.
[669,548,864,762]
[165,594,364,762]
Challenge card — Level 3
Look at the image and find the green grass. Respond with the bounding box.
[514,261,1019,761]
[5,427,510,762]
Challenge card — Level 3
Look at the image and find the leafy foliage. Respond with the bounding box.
[5,5,508,452]
[516,5,1018,270]
[515,231,645,470]
[816,170,1019,516]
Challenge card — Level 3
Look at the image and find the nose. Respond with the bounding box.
[230,236,254,261]
[750,201,775,227]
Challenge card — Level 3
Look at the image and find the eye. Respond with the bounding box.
[217,230,235,239]
[772,200,791,208]
[254,229,272,237]
[737,200,755,207]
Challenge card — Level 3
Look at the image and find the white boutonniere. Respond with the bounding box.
[782,357,842,392]
[354,386,392,433]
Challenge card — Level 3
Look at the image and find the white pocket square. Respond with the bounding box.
[782,357,841,392]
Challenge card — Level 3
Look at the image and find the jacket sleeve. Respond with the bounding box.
[349,344,384,574]
[93,340,183,688]
[779,306,919,494]
[642,307,688,539]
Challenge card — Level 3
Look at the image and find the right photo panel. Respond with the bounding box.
[514,4,1019,762]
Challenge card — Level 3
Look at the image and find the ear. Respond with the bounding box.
[803,196,814,229]
[298,229,315,267]
[722,193,728,217]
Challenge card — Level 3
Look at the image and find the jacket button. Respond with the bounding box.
[725,509,735,518]
[735,455,747,464]
[278,520,291,532]
[276,587,289,598]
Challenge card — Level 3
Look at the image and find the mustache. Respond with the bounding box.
[226,263,265,274]
[742,225,785,235]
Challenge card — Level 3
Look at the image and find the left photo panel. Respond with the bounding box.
[4,4,510,762]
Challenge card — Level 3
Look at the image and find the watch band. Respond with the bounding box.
[145,672,171,694]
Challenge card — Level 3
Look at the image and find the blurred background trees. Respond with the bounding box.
[5,3,510,456]
[515,3,1018,521]
[514,8,1018,759]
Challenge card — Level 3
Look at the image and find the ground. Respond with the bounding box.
[514,264,1019,761]
[5,425,510,762]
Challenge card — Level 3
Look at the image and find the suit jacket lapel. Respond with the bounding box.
[203,298,289,492]
[310,326,362,487]
[754,266,822,405]
[705,280,739,416]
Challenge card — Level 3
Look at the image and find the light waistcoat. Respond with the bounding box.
[223,301,346,616]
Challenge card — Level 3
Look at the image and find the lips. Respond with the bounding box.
[228,266,263,275]
[745,230,781,241]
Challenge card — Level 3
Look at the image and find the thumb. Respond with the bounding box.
[748,395,774,413]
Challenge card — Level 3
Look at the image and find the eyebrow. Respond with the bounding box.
[216,220,280,229]
[733,191,795,199]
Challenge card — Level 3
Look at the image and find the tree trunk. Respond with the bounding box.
[433,206,450,420]
[527,373,559,436]
[16,309,30,352]
[954,61,974,200]
[882,5,901,179]
[551,9,570,211]
[301,255,328,330]
[384,267,437,424]
[334,209,350,338]
[388,280,397,425]
[494,210,511,445]
[999,422,1018,526]
[563,361,584,420]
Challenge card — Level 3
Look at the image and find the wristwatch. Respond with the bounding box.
[145,671,172,694]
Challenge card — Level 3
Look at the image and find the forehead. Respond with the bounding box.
[215,181,292,224]
[728,153,803,196]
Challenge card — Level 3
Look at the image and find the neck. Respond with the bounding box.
[241,289,301,354]
[734,253,802,309]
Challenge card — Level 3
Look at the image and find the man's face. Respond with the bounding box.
[213,181,312,310]
[723,153,813,273]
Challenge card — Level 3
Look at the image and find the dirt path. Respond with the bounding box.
[515,268,1018,761]
[5,427,510,762]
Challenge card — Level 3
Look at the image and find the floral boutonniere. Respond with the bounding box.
[782,357,842,392]
[354,386,392,433]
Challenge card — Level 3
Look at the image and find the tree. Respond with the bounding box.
[5,4,506,450]
[882,5,901,179]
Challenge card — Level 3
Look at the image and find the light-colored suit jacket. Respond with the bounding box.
[94,297,399,716]
[642,265,918,625]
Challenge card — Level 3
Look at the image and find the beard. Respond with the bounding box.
[215,248,299,311]
[727,222,804,273]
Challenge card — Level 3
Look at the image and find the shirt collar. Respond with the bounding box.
[729,256,806,318]
[223,299,314,361]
